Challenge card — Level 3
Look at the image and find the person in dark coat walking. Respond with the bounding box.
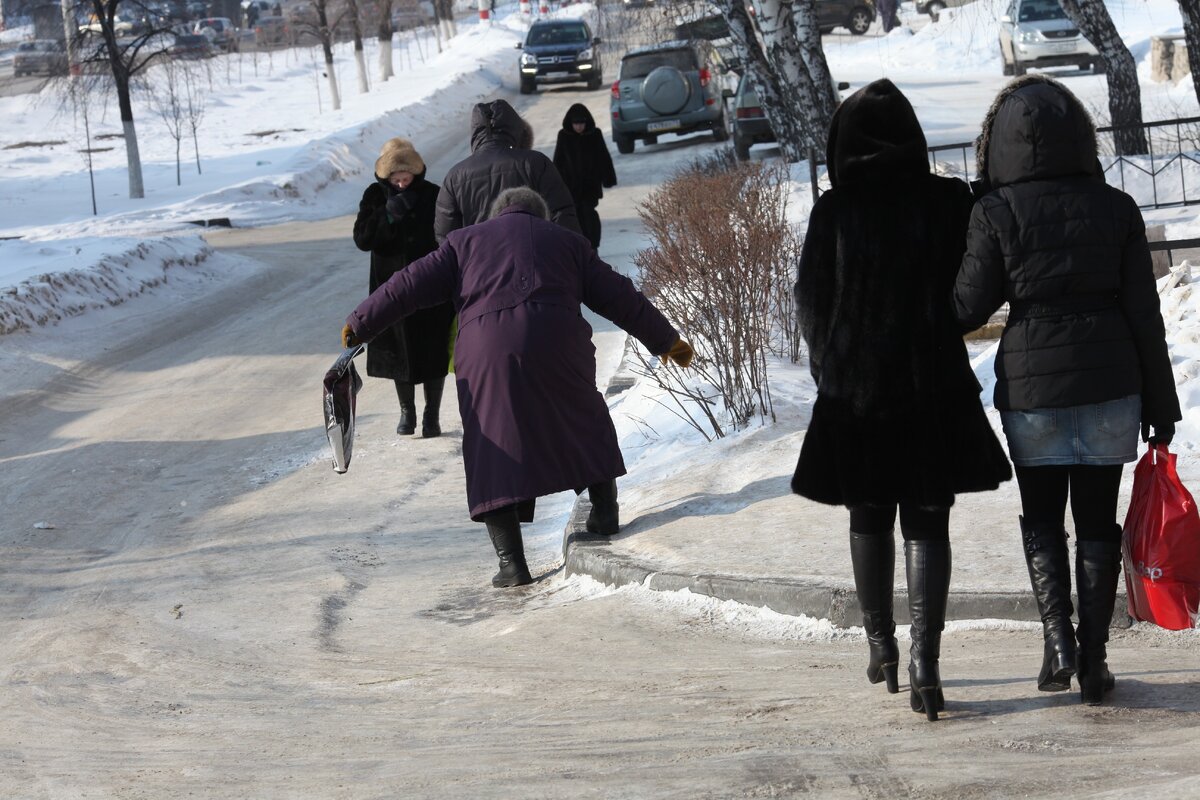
[953,75,1181,706]
[792,79,1012,721]
[434,99,581,242]
[352,137,455,437]
[552,103,617,249]
[343,187,694,588]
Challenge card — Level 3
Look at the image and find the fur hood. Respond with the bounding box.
[560,103,596,133]
[826,78,927,188]
[974,74,1099,191]
[374,137,425,180]
[470,100,535,153]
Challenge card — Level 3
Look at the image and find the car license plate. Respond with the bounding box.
[547,71,569,78]
[1051,42,1073,53]
[647,119,680,132]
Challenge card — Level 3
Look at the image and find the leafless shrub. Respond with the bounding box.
[633,153,800,439]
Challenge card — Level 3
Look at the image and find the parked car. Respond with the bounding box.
[998,0,1101,75]
[729,74,851,161]
[391,0,435,30]
[170,32,214,58]
[78,10,137,35]
[517,19,603,94]
[913,0,977,21]
[194,16,238,51]
[610,39,735,155]
[12,39,68,76]
[816,0,874,35]
[253,15,288,45]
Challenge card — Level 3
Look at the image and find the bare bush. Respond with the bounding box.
[634,152,801,439]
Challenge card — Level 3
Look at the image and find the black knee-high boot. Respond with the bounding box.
[484,506,532,588]
[586,479,619,535]
[1020,516,1077,691]
[849,530,899,693]
[422,376,445,438]
[395,381,416,435]
[1076,535,1121,705]
[906,539,951,721]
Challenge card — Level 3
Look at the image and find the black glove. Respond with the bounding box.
[1142,420,1175,447]
[386,191,417,220]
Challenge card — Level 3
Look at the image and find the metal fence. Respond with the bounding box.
[808,115,1200,212]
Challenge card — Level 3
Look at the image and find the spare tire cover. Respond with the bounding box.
[641,66,691,115]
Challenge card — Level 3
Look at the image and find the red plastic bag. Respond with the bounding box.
[1122,444,1200,630]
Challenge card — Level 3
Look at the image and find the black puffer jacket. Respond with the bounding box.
[953,75,1180,428]
[791,79,1011,508]
[434,99,580,242]
[552,103,617,206]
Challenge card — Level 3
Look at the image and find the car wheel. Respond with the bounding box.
[519,77,535,94]
[848,7,872,35]
[734,137,750,161]
[926,0,945,21]
[586,73,601,91]
[1091,59,1105,74]
[614,133,635,154]
[1014,60,1027,77]
[712,112,729,142]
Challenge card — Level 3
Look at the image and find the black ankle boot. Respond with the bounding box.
[484,507,532,588]
[421,377,445,438]
[1076,535,1121,705]
[586,479,620,536]
[906,539,950,721]
[849,530,899,693]
[395,381,416,435]
[1020,516,1077,692]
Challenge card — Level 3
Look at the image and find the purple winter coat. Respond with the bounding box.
[346,205,679,520]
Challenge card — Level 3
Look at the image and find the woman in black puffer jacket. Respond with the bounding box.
[954,75,1181,706]
[792,79,1012,722]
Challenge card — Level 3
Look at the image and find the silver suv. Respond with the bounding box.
[610,40,733,155]
[998,0,1101,76]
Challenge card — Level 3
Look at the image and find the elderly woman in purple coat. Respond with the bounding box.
[342,187,695,588]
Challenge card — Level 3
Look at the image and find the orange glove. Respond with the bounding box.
[659,338,694,368]
[341,324,360,348]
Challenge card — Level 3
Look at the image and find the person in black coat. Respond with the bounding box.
[552,103,617,249]
[434,99,581,242]
[353,137,455,438]
[792,79,1012,721]
[953,75,1181,706]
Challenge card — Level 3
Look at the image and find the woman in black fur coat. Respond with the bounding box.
[353,137,455,437]
[791,79,1012,721]
[552,103,616,249]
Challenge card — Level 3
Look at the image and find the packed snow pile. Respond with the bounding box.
[1158,266,1200,450]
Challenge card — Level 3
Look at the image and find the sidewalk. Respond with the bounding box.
[561,340,1165,628]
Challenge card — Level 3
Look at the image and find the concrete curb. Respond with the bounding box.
[562,337,1131,627]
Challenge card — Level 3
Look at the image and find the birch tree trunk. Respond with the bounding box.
[789,0,838,128]
[378,20,395,80]
[315,0,342,110]
[1059,0,1147,155]
[345,0,369,93]
[1177,0,1200,111]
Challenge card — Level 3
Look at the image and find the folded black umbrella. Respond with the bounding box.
[322,344,364,473]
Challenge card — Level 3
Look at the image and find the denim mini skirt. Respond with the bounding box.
[1000,394,1141,467]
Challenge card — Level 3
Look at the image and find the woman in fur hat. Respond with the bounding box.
[353,137,455,437]
[792,79,1012,721]
[953,75,1180,706]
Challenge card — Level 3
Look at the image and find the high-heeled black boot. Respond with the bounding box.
[1020,516,1077,692]
[906,539,951,721]
[1076,535,1121,705]
[586,479,620,536]
[849,530,899,693]
[395,381,416,435]
[421,377,445,438]
[484,506,533,588]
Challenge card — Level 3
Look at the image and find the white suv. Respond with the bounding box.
[998,0,1101,76]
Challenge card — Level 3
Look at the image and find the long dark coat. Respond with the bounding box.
[953,75,1181,429]
[352,174,454,384]
[347,205,679,520]
[553,103,617,206]
[434,99,581,242]
[791,79,1011,509]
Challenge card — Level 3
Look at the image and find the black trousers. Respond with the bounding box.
[576,201,601,249]
[1014,464,1124,542]
[848,503,950,541]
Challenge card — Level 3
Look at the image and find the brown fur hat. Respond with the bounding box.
[374,137,425,179]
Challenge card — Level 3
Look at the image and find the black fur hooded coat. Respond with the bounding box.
[791,79,1012,508]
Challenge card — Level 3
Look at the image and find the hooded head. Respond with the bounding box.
[975,74,1099,191]
[561,103,596,133]
[374,137,425,181]
[825,79,928,188]
[470,99,535,152]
